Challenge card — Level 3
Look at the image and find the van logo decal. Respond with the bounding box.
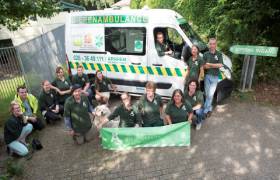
[72,15,149,24]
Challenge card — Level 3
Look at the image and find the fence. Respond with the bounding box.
[0,47,24,99]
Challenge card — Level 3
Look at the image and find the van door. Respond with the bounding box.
[104,27,148,94]
[148,25,187,97]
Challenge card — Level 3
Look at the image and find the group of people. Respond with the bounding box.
[4,37,223,156]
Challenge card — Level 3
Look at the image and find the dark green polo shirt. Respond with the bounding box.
[165,101,193,124]
[38,90,58,111]
[52,77,71,104]
[186,56,204,81]
[138,94,163,126]
[4,115,25,144]
[184,90,204,107]
[155,42,168,57]
[203,50,223,76]
[64,95,92,134]
[95,78,112,92]
[71,73,89,88]
[108,104,138,127]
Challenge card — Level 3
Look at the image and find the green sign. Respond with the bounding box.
[230,45,278,57]
[72,15,149,24]
[100,122,190,150]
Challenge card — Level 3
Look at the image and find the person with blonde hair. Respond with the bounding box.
[4,101,33,156]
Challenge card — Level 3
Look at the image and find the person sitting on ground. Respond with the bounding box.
[51,66,72,105]
[95,70,116,105]
[105,92,140,128]
[165,89,193,125]
[137,81,164,127]
[184,79,205,130]
[71,65,93,104]
[14,85,44,131]
[4,101,33,156]
[155,31,173,57]
[185,45,204,84]
[64,84,96,145]
[39,80,63,124]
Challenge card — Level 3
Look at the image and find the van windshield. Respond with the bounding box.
[179,23,208,52]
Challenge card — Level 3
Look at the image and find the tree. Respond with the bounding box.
[0,0,60,31]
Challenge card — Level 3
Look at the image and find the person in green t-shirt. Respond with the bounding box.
[155,32,173,57]
[51,66,72,105]
[39,80,63,124]
[105,92,140,128]
[185,45,204,84]
[95,70,116,105]
[184,79,205,130]
[165,89,193,125]
[64,84,96,145]
[203,38,223,117]
[137,81,164,127]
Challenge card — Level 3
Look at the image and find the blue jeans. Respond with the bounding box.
[195,108,204,125]
[204,74,219,113]
[8,123,33,156]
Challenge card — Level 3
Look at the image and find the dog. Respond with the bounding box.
[93,104,111,130]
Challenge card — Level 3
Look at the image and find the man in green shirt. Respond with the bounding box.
[203,38,223,117]
[155,32,173,57]
[107,92,140,127]
[137,82,164,127]
[71,65,93,104]
[64,84,96,145]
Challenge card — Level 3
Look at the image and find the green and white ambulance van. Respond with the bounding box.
[65,8,233,101]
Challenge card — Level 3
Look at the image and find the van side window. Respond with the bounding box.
[105,27,146,55]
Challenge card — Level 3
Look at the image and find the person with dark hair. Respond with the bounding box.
[155,31,173,56]
[14,85,44,130]
[4,101,33,156]
[51,66,72,105]
[106,92,140,127]
[184,79,205,130]
[95,70,116,105]
[203,38,223,117]
[137,81,164,127]
[165,89,193,125]
[39,80,63,124]
[185,45,204,84]
[71,65,93,104]
[64,84,96,145]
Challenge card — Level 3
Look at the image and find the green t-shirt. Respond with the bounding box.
[186,56,204,81]
[108,104,138,127]
[38,90,58,111]
[95,78,112,92]
[184,90,204,107]
[71,73,89,88]
[155,42,168,57]
[64,95,92,134]
[165,101,193,124]
[138,94,163,125]
[52,77,71,104]
[203,50,223,76]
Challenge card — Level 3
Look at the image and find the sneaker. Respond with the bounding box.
[196,123,202,130]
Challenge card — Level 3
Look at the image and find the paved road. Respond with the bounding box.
[14,96,280,180]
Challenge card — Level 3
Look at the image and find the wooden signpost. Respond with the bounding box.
[230,45,278,92]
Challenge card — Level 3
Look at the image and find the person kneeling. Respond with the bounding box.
[64,84,96,145]
[4,101,33,156]
[105,92,140,128]
[165,89,193,125]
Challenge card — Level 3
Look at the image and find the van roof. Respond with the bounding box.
[68,9,186,25]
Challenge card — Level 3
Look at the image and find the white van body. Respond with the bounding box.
[65,9,232,98]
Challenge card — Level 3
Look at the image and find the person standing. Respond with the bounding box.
[64,84,96,145]
[184,79,205,130]
[4,101,33,156]
[165,89,193,125]
[14,85,44,130]
[203,38,223,117]
[137,81,164,127]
